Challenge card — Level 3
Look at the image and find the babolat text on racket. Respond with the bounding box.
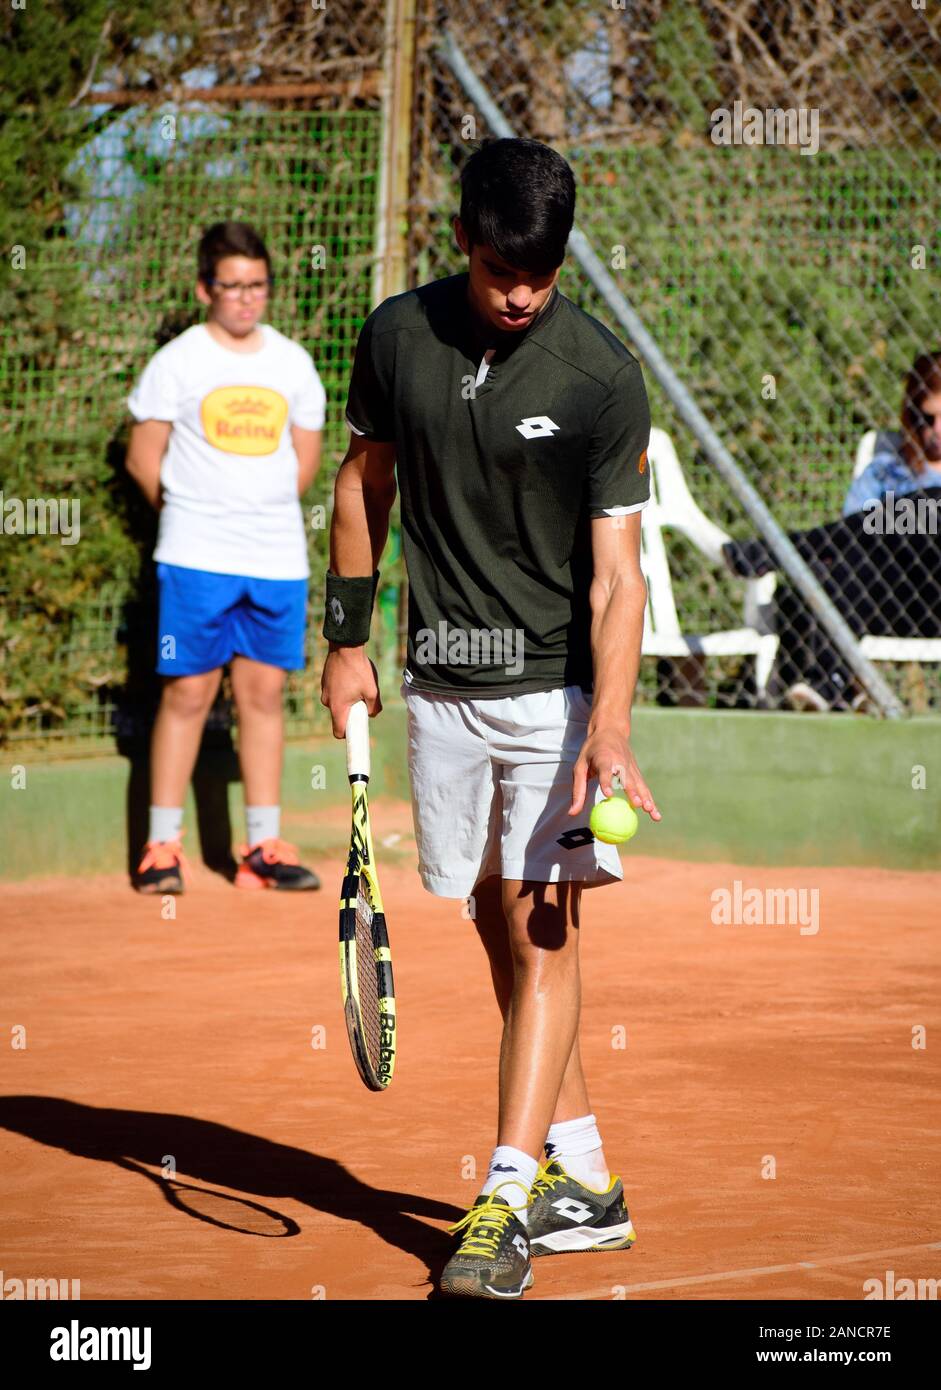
[340,700,396,1091]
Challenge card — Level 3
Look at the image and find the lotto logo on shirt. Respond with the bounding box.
[200,386,289,456]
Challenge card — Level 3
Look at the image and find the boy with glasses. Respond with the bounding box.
[126,221,324,894]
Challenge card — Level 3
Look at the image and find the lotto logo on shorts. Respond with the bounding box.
[557,827,594,850]
[200,386,289,455]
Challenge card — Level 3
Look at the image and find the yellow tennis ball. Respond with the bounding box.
[590,795,639,845]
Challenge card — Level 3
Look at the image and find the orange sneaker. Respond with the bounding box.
[135,835,186,894]
[235,838,321,891]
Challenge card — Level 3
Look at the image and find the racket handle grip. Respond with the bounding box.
[345,700,371,779]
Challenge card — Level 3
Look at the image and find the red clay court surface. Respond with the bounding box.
[2,803,939,1301]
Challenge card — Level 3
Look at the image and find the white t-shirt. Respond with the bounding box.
[128,323,326,579]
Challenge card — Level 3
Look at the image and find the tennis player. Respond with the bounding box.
[126,221,324,894]
[321,138,661,1298]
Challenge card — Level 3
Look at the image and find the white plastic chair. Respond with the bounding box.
[640,428,779,698]
[853,428,903,480]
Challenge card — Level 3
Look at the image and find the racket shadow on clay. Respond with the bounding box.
[0,1096,463,1276]
[115,1156,299,1237]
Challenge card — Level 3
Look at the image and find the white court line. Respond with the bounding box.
[544,1240,941,1300]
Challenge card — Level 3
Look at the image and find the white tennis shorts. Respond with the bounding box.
[400,679,623,898]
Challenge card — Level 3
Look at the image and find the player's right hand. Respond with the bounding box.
[321,648,383,738]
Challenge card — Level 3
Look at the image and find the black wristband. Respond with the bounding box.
[323,569,380,646]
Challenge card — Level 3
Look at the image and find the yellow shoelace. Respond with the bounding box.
[531,1162,567,1198]
[447,1183,530,1259]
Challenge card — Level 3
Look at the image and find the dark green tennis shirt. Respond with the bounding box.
[345,271,651,697]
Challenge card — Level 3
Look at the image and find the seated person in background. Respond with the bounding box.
[723,347,941,712]
[843,349,941,516]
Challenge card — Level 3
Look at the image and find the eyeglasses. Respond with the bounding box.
[913,409,938,429]
[210,279,273,300]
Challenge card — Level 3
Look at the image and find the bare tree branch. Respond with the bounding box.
[69,12,113,108]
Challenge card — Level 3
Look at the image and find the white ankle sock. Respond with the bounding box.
[479,1145,539,1225]
[246,805,280,846]
[544,1113,610,1192]
[149,806,183,844]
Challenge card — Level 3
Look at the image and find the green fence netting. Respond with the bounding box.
[413,0,941,714]
[1,107,385,744]
[4,1,941,741]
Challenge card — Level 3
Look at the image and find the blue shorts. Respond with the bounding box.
[155,563,308,676]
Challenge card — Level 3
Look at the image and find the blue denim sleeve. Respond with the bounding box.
[842,456,905,517]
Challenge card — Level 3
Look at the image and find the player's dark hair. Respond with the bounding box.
[458,138,576,274]
[900,348,941,472]
[197,221,272,285]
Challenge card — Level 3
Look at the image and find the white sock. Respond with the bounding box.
[246,805,280,846]
[149,806,183,844]
[544,1113,610,1192]
[479,1145,539,1225]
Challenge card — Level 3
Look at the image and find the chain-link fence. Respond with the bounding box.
[2,105,384,744]
[3,1,941,747]
[414,0,941,714]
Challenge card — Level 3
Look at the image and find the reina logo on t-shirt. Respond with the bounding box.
[200,386,289,456]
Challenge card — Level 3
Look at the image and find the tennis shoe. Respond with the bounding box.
[527,1160,636,1256]
[135,836,186,894]
[235,838,320,891]
[441,1186,533,1298]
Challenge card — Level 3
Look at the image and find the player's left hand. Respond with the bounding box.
[568,728,662,821]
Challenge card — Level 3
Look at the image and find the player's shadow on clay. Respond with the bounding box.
[0,1096,463,1290]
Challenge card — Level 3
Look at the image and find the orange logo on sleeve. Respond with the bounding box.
[638,448,647,474]
[200,386,289,456]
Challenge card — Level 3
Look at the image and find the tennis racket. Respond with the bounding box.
[340,700,396,1091]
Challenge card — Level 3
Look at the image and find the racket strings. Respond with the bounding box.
[354,877,383,1068]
